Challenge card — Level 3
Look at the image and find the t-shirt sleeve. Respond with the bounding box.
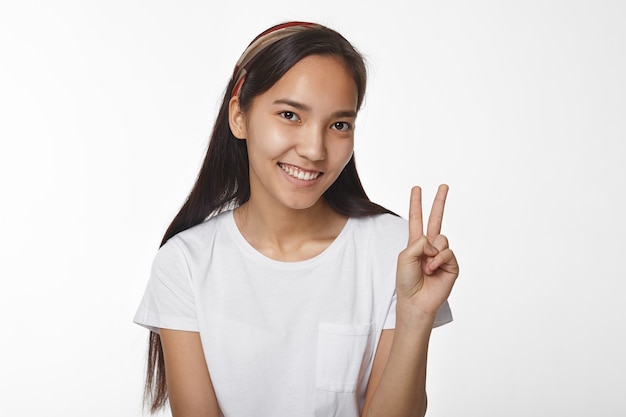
[382,292,453,329]
[133,238,199,334]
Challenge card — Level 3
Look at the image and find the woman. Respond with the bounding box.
[134,21,459,417]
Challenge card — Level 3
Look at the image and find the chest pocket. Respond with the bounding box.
[315,322,374,392]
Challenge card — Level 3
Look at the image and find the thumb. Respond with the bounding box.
[398,235,439,265]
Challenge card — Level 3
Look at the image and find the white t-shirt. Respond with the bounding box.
[134,210,452,417]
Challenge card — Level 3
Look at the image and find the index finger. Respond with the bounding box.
[408,186,423,244]
[427,184,449,241]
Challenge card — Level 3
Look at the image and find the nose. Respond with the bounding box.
[296,125,327,161]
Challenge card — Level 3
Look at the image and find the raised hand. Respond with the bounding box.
[396,184,459,317]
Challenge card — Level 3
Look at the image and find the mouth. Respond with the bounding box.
[278,163,323,181]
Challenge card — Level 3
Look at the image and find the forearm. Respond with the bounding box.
[363,306,436,417]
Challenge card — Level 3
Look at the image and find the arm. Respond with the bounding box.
[362,316,433,417]
[159,329,221,417]
[362,185,459,417]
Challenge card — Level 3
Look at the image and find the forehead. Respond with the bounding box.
[254,55,359,112]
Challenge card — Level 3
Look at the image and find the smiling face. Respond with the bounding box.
[229,55,358,212]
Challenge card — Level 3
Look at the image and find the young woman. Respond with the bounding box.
[134,21,459,417]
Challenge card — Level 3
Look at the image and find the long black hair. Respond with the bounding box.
[144,22,394,412]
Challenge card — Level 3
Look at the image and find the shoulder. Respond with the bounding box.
[347,213,408,264]
[167,210,230,249]
[351,213,408,246]
[370,213,408,234]
[156,210,232,267]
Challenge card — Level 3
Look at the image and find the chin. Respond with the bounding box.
[283,200,321,211]
[278,192,327,211]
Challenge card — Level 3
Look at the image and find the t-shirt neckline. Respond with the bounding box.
[224,210,355,271]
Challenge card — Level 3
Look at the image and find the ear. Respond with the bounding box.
[228,96,247,139]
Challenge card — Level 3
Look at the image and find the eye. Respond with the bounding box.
[279,111,300,122]
[332,121,352,131]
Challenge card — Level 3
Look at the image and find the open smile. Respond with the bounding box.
[278,163,323,181]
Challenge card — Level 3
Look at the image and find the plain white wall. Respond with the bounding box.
[1,1,624,416]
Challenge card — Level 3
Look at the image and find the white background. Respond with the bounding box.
[1,1,624,416]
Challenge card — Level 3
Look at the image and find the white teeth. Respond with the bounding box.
[279,164,320,181]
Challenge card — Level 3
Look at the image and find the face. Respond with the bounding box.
[229,55,358,212]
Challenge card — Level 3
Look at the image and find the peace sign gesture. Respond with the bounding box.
[396,184,459,317]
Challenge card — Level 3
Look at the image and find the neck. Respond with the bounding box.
[233,197,347,262]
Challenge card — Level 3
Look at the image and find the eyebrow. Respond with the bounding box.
[272,99,357,118]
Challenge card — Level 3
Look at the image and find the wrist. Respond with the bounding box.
[396,301,437,330]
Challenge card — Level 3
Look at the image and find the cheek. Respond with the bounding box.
[332,139,355,168]
[246,119,291,154]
